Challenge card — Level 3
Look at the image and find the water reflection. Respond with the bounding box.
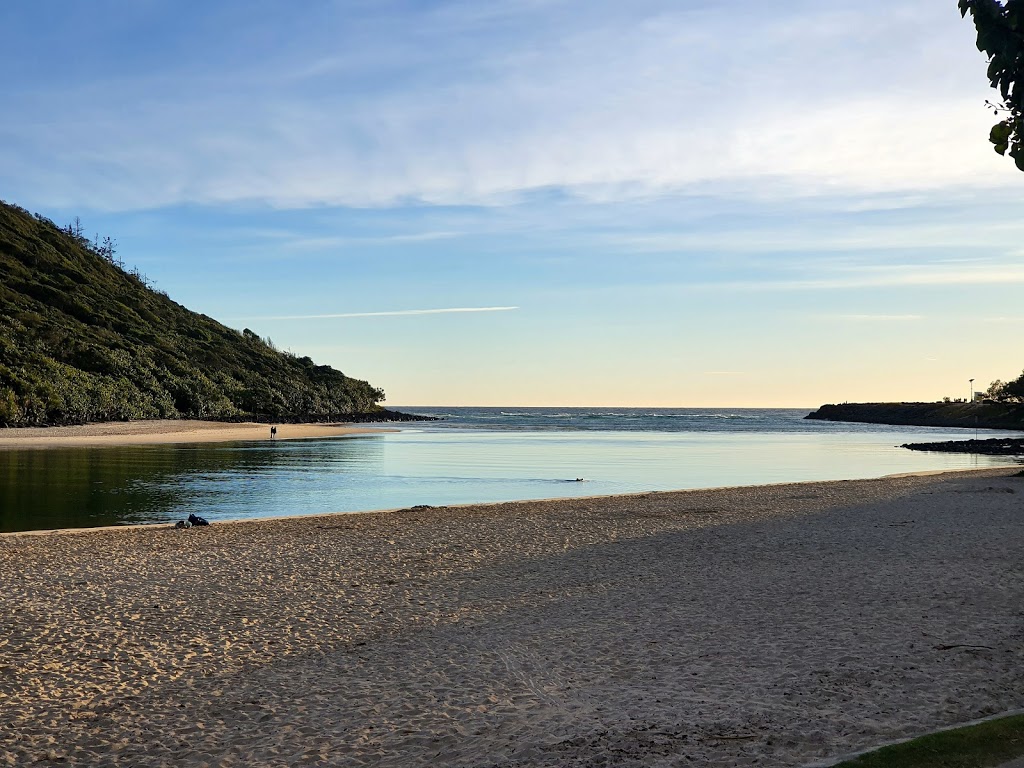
[0,437,386,532]
[1,428,1020,533]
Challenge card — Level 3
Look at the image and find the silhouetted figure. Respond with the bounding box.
[270,425,277,440]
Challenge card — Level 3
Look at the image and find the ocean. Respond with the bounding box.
[1,407,1021,533]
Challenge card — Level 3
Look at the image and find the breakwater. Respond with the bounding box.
[805,402,1024,431]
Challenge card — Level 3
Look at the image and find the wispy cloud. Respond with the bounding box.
[610,218,1024,255]
[831,314,924,321]
[244,306,520,321]
[980,316,1024,324]
[280,231,464,251]
[719,265,1024,292]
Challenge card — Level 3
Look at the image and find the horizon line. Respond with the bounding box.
[384,404,823,409]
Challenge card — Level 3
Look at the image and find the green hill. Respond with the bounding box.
[0,200,386,427]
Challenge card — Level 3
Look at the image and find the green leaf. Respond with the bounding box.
[990,120,1012,140]
[990,120,1013,148]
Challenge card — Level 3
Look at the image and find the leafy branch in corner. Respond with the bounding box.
[960,0,1024,170]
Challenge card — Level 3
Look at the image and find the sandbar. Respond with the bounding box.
[0,419,393,449]
[1,468,1023,766]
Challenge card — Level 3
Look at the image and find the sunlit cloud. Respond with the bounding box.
[0,1,1014,213]
[244,306,520,320]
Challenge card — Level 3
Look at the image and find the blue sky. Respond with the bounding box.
[2,1,1022,406]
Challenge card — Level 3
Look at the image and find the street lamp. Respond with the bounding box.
[969,378,974,403]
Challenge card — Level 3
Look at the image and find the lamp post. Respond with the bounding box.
[969,378,974,403]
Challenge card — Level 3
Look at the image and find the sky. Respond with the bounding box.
[1,0,1022,407]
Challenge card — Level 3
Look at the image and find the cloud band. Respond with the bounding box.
[246,306,519,321]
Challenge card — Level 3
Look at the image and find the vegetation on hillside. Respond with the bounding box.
[0,200,385,426]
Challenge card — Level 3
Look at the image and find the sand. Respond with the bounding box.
[0,419,392,449]
[1,468,1023,766]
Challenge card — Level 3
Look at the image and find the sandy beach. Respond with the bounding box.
[2,467,1023,766]
[0,420,392,450]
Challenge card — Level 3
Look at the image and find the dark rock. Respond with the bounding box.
[339,409,440,423]
[900,437,1024,456]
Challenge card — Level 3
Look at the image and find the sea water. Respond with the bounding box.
[1,407,1020,532]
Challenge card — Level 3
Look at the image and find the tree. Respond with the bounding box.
[960,0,1024,170]
[64,216,85,239]
[1003,369,1024,401]
[99,235,119,264]
[985,370,1024,402]
[986,379,1006,398]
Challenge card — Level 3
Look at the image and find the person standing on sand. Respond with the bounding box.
[270,425,277,440]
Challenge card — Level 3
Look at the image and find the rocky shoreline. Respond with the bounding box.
[341,408,440,423]
[901,437,1024,456]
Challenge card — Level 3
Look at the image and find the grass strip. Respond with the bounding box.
[832,714,1024,768]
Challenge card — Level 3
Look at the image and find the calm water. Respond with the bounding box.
[1,407,1021,532]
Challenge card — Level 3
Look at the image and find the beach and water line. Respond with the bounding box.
[2,466,1023,766]
[2,408,1024,766]
[1,407,1022,533]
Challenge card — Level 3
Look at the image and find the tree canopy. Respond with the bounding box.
[987,369,1024,402]
[960,0,1024,169]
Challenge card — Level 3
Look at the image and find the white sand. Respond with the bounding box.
[0,419,392,449]
[1,468,1023,766]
